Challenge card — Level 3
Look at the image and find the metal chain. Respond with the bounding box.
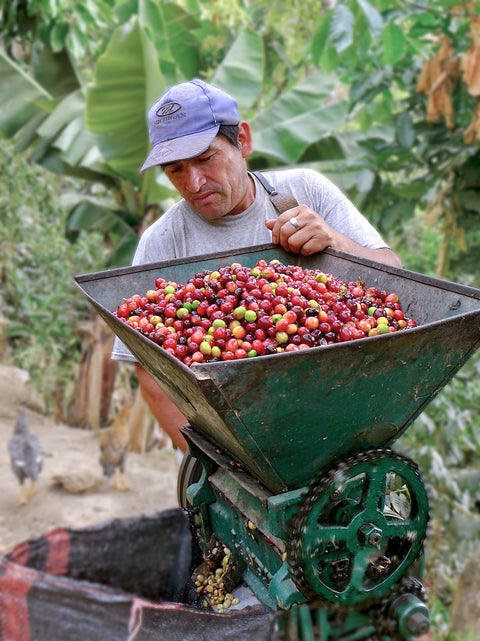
[285,448,429,610]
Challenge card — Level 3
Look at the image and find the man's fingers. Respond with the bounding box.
[266,210,302,244]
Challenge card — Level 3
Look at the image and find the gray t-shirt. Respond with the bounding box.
[112,168,388,361]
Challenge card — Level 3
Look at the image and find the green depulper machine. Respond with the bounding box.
[76,244,480,641]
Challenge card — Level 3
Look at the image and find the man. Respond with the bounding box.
[112,78,402,453]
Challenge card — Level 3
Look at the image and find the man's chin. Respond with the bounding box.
[189,200,228,220]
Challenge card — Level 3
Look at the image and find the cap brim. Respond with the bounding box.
[139,125,220,173]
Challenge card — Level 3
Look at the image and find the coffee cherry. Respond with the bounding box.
[113,260,416,366]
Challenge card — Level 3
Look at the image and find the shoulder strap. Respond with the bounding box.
[252,171,298,214]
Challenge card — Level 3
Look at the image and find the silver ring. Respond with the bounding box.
[289,216,300,230]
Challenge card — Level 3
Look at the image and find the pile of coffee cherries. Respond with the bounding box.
[113,259,417,366]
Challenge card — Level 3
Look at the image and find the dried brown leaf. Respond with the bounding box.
[464,99,480,143]
[417,58,437,93]
[417,36,460,127]
[454,226,468,253]
[436,238,450,279]
[416,36,450,94]
[461,15,480,96]
[426,201,443,227]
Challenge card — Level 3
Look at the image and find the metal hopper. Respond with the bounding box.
[75,244,480,494]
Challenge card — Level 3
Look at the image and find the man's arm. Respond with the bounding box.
[135,363,188,452]
[266,204,403,268]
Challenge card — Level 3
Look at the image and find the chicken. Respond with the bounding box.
[8,410,43,505]
[99,406,131,490]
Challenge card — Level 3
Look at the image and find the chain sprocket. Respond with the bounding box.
[286,448,429,608]
[368,575,429,640]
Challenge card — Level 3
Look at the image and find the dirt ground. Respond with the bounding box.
[0,365,179,558]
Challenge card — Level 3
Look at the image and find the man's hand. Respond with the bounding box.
[265,205,336,256]
[265,205,403,268]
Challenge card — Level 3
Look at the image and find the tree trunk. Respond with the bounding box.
[0,297,8,358]
[66,315,117,429]
[128,387,151,453]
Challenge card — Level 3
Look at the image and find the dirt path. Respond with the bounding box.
[0,366,179,557]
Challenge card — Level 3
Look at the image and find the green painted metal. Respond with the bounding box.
[185,432,306,610]
[73,244,460,639]
[271,596,377,640]
[393,594,430,639]
[75,244,480,494]
[187,476,382,637]
[183,431,428,640]
[298,604,315,641]
[289,452,429,605]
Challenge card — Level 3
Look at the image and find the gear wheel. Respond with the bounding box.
[177,450,204,508]
[368,575,429,640]
[286,449,429,608]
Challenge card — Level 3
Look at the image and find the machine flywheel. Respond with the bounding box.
[286,448,429,607]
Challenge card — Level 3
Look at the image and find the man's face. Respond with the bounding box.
[163,123,254,220]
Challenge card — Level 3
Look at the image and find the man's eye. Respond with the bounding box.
[199,154,213,163]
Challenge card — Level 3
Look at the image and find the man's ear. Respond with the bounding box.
[238,121,253,158]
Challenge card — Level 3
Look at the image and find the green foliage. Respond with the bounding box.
[0,0,355,268]
[2,0,479,278]
[0,139,105,409]
[307,0,480,277]
[396,235,480,624]
[248,71,348,167]
[85,16,166,183]
[1,3,480,633]
[1,0,118,58]
[396,352,480,629]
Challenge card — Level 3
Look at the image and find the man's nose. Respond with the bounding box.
[184,164,206,192]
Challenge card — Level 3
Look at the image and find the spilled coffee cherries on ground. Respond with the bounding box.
[113,259,417,367]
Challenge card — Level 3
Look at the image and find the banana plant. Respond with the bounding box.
[0,0,350,267]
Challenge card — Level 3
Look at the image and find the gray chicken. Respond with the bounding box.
[8,409,43,505]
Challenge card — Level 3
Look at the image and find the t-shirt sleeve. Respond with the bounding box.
[314,175,389,249]
[267,168,390,250]
[324,194,390,250]
[111,335,137,362]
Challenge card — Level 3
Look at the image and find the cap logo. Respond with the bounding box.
[156,102,182,117]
